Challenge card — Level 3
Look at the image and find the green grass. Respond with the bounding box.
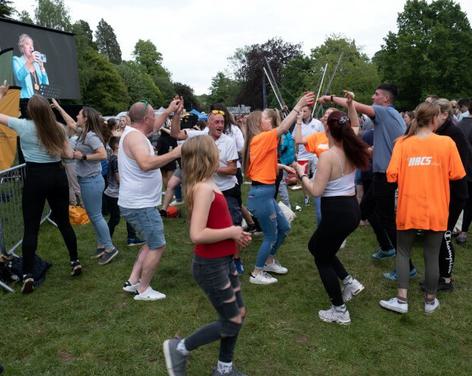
[2,189,472,375]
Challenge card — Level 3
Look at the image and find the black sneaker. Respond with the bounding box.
[21,274,34,294]
[420,277,454,292]
[71,260,82,276]
[163,337,188,376]
[98,248,119,265]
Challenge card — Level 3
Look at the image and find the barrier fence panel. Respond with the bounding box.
[0,163,51,258]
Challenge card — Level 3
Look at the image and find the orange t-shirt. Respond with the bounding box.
[247,128,278,184]
[305,132,329,157]
[387,133,465,231]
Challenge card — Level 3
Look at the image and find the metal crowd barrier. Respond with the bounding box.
[0,163,51,292]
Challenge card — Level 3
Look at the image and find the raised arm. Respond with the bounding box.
[125,130,182,171]
[0,81,8,100]
[276,92,315,137]
[153,96,182,132]
[344,91,360,135]
[319,94,375,119]
[51,98,78,131]
[293,112,306,145]
[169,100,188,140]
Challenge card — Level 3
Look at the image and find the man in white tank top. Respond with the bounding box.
[119,99,182,301]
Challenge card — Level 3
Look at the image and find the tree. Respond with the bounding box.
[133,39,174,101]
[173,82,201,111]
[230,37,303,109]
[79,48,129,114]
[34,0,71,31]
[207,72,240,106]
[309,36,380,106]
[133,39,163,71]
[116,62,163,107]
[374,0,472,109]
[0,0,15,17]
[18,10,34,24]
[72,20,97,51]
[95,18,122,64]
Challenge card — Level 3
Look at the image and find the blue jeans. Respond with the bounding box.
[120,207,166,250]
[78,174,114,249]
[247,184,290,269]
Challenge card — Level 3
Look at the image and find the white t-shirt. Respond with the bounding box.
[292,118,323,160]
[185,131,238,191]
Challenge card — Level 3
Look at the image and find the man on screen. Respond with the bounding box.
[12,33,49,99]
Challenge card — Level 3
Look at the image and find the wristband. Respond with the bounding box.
[299,174,307,180]
[330,95,334,102]
[82,154,87,160]
[293,107,301,114]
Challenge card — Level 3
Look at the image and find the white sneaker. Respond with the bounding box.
[379,297,408,313]
[263,259,288,275]
[122,280,140,294]
[249,271,278,285]
[424,298,440,314]
[133,286,167,301]
[318,305,351,325]
[342,278,365,302]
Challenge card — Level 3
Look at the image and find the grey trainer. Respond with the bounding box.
[163,338,188,376]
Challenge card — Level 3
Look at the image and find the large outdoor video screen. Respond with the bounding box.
[0,18,80,99]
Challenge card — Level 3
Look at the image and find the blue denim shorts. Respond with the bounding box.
[119,207,166,249]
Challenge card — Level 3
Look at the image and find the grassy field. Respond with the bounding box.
[2,189,472,376]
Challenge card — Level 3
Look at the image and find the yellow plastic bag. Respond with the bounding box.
[69,205,90,225]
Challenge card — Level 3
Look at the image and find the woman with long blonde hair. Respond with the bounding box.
[164,135,251,376]
[243,92,315,285]
[0,95,79,293]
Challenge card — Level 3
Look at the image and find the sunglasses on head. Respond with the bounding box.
[211,110,225,116]
[138,99,151,118]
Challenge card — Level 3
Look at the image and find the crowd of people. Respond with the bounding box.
[1,82,471,376]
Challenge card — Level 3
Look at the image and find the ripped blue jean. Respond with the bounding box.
[247,184,290,269]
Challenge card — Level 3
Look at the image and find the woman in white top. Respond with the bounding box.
[294,94,370,325]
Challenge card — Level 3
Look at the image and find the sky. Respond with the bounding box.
[13,0,472,95]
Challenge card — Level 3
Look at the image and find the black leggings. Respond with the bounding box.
[103,194,136,239]
[22,162,78,274]
[309,196,360,306]
[439,196,466,278]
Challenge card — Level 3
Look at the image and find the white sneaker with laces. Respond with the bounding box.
[342,278,365,302]
[133,286,166,301]
[424,298,440,314]
[318,305,351,325]
[263,259,288,275]
[249,271,278,285]
[379,297,408,313]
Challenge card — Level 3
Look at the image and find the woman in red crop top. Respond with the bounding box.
[163,135,251,376]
